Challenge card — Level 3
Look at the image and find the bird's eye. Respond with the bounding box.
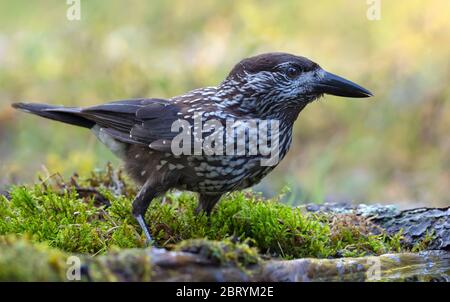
[286,66,301,78]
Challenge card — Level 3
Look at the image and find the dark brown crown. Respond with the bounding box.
[228,52,320,78]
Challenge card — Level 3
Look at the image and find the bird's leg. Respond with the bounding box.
[135,214,153,246]
[195,194,223,216]
[132,181,158,246]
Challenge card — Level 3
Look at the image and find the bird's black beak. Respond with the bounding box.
[313,71,373,98]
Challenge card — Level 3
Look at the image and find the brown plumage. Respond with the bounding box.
[12,52,372,244]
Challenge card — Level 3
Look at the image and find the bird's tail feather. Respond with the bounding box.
[11,102,95,128]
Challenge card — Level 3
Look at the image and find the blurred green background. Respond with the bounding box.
[0,0,449,207]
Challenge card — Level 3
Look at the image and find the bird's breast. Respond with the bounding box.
[182,126,294,193]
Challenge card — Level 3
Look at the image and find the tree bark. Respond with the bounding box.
[304,203,450,250]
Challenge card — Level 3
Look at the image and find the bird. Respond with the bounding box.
[12,52,372,245]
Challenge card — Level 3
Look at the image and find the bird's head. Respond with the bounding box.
[221,52,372,119]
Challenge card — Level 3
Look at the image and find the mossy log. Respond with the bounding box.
[1,177,449,282]
[1,203,449,282]
[0,236,448,281]
[304,203,450,250]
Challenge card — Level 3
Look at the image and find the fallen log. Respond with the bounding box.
[304,203,450,250]
[1,203,449,282]
[0,236,448,281]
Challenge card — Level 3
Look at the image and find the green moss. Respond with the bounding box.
[174,238,260,267]
[0,235,68,281]
[0,235,155,281]
[86,247,153,282]
[0,167,416,259]
[411,230,435,253]
[0,185,144,254]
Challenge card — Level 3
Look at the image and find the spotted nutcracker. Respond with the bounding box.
[12,52,373,244]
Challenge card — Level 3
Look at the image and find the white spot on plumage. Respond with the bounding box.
[207,171,219,178]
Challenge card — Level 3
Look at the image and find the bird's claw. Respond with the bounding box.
[135,214,155,247]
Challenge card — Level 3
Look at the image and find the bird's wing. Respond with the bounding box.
[79,98,183,152]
